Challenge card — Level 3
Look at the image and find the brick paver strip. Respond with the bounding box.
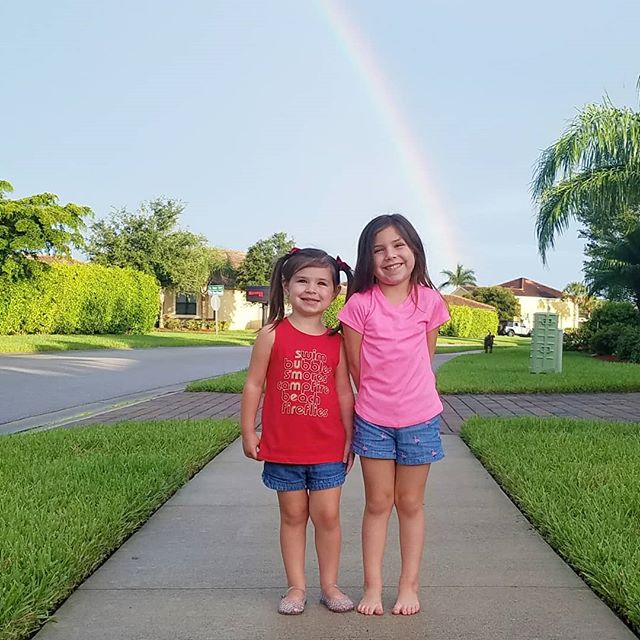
[68,391,640,435]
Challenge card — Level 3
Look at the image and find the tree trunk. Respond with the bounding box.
[158,289,166,328]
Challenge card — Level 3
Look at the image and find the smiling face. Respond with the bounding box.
[283,265,339,316]
[372,225,416,289]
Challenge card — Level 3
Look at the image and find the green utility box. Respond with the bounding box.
[530,313,563,373]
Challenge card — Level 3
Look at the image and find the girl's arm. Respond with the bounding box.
[335,340,355,472]
[240,326,275,460]
[427,327,439,360]
[341,324,363,390]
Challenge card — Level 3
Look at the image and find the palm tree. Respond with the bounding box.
[439,263,477,290]
[532,100,640,263]
[562,281,597,323]
[584,225,640,312]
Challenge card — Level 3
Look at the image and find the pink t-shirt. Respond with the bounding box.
[338,284,450,428]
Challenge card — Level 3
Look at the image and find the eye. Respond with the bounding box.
[373,248,384,254]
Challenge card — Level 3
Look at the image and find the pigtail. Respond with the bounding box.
[266,254,288,329]
[330,257,353,335]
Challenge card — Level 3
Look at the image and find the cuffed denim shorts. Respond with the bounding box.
[262,461,347,492]
[352,414,445,465]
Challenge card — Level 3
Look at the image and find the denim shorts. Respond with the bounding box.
[262,461,347,492]
[352,414,445,465]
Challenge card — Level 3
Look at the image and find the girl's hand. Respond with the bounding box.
[343,442,355,473]
[242,432,260,460]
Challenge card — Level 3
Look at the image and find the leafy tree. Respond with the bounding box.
[438,263,477,290]
[583,225,640,311]
[0,180,90,280]
[236,232,294,288]
[532,100,640,264]
[465,286,520,321]
[562,282,598,321]
[86,198,207,290]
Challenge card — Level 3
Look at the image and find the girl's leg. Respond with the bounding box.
[359,457,396,615]
[392,463,431,615]
[277,490,309,603]
[308,486,347,601]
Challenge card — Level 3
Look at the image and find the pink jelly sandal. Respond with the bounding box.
[320,585,355,613]
[278,586,307,615]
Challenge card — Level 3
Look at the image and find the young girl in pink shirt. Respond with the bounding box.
[338,214,450,617]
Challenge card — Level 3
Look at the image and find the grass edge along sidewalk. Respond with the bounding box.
[0,330,256,354]
[461,416,640,636]
[0,418,239,640]
[437,348,640,393]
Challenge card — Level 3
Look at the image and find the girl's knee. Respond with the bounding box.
[365,493,394,517]
[310,509,341,531]
[394,492,423,517]
[280,504,309,527]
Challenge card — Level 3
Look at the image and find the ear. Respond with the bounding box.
[282,278,289,296]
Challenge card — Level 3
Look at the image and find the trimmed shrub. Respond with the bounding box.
[323,294,345,328]
[440,305,499,338]
[614,326,640,363]
[562,325,593,352]
[588,301,640,330]
[0,263,158,335]
[590,323,628,356]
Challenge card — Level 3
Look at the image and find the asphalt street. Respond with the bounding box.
[0,346,251,433]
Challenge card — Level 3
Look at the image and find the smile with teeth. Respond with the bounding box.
[384,263,403,271]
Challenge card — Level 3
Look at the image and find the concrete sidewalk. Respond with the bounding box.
[34,433,636,639]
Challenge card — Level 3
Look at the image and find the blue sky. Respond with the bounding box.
[3,0,639,290]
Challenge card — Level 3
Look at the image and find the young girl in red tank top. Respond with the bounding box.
[241,247,355,615]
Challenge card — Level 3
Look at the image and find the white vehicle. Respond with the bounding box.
[500,320,532,337]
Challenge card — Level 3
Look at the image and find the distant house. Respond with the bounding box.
[442,293,496,312]
[495,277,579,329]
[161,249,263,330]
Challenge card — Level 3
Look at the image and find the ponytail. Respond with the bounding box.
[266,253,290,327]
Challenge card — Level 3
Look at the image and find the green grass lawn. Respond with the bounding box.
[0,419,239,640]
[184,340,490,393]
[437,347,640,393]
[461,416,640,634]
[186,369,248,392]
[0,330,256,353]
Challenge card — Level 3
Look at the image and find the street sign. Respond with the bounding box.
[209,295,221,312]
[208,284,224,296]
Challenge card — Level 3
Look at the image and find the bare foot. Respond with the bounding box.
[357,588,384,616]
[391,587,420,615]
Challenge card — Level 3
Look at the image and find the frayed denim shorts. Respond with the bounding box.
[262,461,347,492]
[352,414,445,465]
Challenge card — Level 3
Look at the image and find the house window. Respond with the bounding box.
[176,292,197,315]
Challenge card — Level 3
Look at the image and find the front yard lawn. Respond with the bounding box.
[461,416,640,634]
[0,419,239,640]
[437,348,640,393]
[0,330,256,353]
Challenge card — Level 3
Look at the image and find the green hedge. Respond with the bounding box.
[322,294,498,339]
[440,305,499,338]
[323,294,345,328]
[0,263,159,335]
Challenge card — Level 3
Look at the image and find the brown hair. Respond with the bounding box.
[347,214,437,299]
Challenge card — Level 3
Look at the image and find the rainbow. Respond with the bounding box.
[317,0,461,273]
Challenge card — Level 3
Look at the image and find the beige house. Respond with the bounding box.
[495,277,579,330]
[162,288,263,330]
[161,249,263,330]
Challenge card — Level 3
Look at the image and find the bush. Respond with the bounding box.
[163,316,181,330]
[440,305,499,338]
[563,325,593,352]
[323,294,345,328]
[185,319,201,331]
[614,326,640,363]
[588,300,640,330]
[0,263,159,335]
[590,323,627,355]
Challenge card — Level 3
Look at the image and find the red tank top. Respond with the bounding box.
[258,318,346,464]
